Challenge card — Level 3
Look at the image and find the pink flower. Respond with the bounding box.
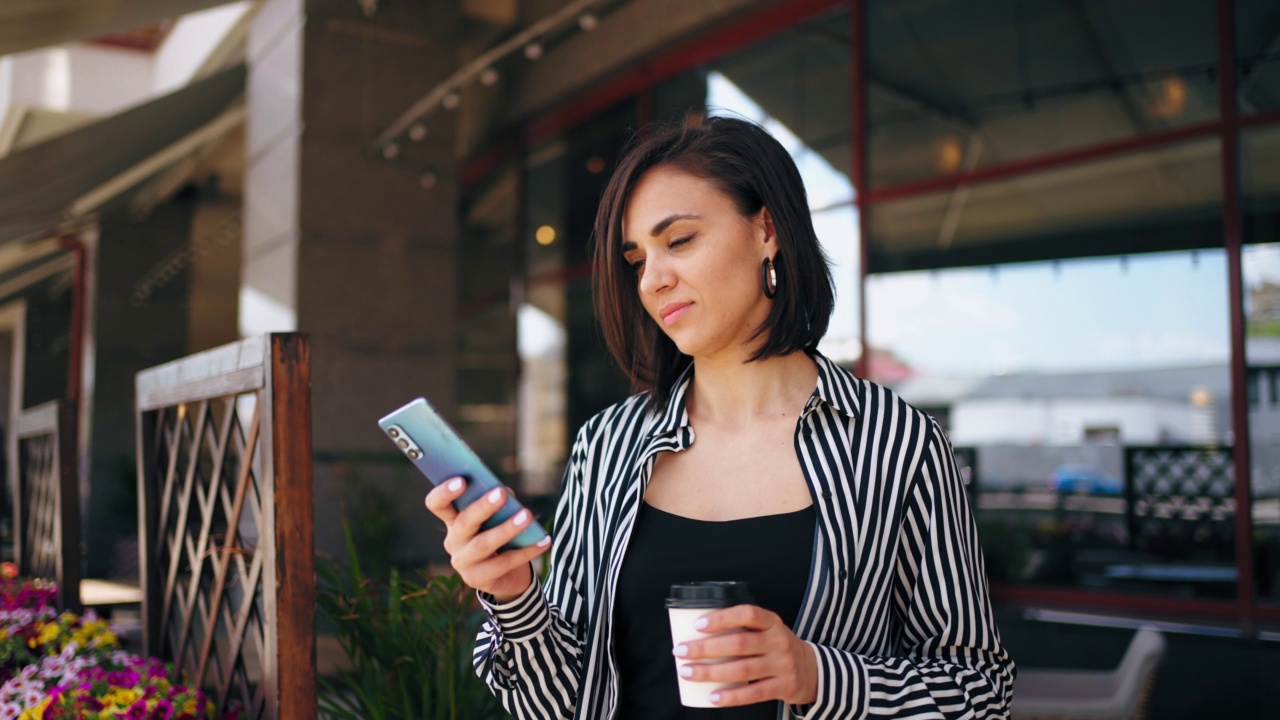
[150,698,174,720]
[106,669,141,687]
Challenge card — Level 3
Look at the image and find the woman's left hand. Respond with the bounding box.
[673,604,819,707]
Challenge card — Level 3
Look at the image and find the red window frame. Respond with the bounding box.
[461,0,1280,633]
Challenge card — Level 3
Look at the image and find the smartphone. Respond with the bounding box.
[379,397,548,549]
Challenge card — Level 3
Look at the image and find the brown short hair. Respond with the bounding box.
[592,116,835,411]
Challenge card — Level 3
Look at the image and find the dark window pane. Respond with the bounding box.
[869,0,1219,188]
[869,138,1223,272]
[1236,0,1280,115]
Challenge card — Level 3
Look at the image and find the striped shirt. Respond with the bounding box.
[474,352,1015,719]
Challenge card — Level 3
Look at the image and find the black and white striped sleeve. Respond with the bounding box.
[472,421,595,720]
[796,419,1015,720]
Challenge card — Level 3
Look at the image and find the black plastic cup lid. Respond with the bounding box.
[665,581,752,609]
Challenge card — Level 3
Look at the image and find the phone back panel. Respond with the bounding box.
[378,398,546,547]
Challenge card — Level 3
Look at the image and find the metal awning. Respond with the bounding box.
[0,1,235,58]
[0,64,245,250]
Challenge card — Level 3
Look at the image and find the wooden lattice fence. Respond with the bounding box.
[135,334,314,719]
[8,399,80,612]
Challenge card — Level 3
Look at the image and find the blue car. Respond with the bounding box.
[1048,464,1124,495]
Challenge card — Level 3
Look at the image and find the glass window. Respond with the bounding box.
[871,250,1234,598]
[518,101,636,497]
[654,8,859,361]
[868,138,1223,272]
[868,0,1219,188]
[1236,0,1280,115]
[1243,124,1280,604]
[457,164,519,488]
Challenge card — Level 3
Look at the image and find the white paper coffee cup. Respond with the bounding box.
[666,581,752,708]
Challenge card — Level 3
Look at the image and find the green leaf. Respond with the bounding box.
[315,550,505,719]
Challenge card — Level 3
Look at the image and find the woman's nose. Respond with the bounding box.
[638,255,674,295]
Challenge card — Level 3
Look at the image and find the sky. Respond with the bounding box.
[707,71,1250,378]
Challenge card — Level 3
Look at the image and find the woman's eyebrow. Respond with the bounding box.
[621,213,703,251]
[649,213,701,236]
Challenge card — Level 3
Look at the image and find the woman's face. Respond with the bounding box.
[621,165,775,361]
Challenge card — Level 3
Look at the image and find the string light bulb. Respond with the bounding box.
[579,12,598,31]
[936,136,963,174]
[480,68,499,86]
[1150,76,1187,119]
[442,92,460,110]
[408,123,427,141]
[382,142,400,159]
[524,42,544,60]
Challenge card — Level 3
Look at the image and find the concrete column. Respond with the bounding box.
[245,0,461,565]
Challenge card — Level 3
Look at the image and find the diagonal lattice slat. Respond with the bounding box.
[151,395,266,719]
[23,434,56,576]
[11,401,80,613]
[1127,446,1236,562]
[136,334,314,720]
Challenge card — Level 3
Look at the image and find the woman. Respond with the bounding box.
[425,116,1015,719]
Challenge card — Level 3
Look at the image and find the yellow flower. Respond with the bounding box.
[182,698,198,714]
[39,622,61,643]
[109,688,142,707]
[18,697,51,720]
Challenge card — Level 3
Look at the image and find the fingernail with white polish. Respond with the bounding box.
[513,510,529,527]
[487,488,503,504]
[672,644,688,657]
[694,617,708,631]
[448,478,463,492]
[536,537,551,547]
[709,693,721,704]
[679,665,693,678]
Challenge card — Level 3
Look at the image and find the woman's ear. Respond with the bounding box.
[756,207,778,248]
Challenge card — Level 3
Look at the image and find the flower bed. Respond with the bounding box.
[0,563,233,720]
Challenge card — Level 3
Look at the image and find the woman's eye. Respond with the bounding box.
[628,258,645,272]
[670,236,693,248]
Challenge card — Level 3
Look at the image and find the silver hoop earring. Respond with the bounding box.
[761,257,777,299]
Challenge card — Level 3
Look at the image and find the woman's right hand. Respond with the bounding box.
[424,477,552,602]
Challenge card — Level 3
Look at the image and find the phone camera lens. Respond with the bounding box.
[389,428,400,438]
[397,439,409,449]
[407,449,421,460]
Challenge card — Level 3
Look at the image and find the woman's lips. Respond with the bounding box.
[659,302,692,326]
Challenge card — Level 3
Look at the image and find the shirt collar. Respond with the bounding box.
[647,350,862,437]
[808,350,863,421]
[648,362,695,437]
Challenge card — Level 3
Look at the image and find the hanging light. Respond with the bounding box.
[442,92,460,110]
[535,225,557,245]
[408,123,427,142]
[936,136,963,174]
[1150,76,1187,119]
[479,68,499,86]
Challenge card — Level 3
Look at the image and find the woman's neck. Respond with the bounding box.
[686,349,819,430]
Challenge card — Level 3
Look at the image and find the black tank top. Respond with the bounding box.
[613,501,817,719]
